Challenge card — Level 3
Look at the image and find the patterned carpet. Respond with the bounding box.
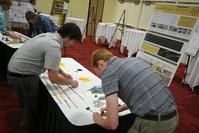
[0,37,199,133]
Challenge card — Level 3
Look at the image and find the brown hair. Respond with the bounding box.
[0,0,12,6]
[91,49,113,67]
[58,22,82,42]
[25,11,36,21]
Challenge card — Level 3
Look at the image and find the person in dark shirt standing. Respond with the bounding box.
[25,11,57,37]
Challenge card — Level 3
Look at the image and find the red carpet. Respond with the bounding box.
[0,37,199,133]
[170,64,199,133]
[0,81,25,133]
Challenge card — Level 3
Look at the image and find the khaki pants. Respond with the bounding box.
[127,114,178,133]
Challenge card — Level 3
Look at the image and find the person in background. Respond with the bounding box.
[91,49,178,133]
[0,0,19,80]
[25,11,57,37]
[5,10,11,30]
[30,0,37,13]
[7,22,82,133]
[0,0,11,33]
[0,0,19,38]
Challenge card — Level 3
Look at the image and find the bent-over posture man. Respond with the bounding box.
[91,49,178,133]
[25,11,57,37]
[7,22,82,133]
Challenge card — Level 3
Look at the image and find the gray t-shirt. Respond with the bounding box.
[102,56,176,116]
[8,33,63,75]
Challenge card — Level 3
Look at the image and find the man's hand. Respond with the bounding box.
[63,73,73,80]
[100,106,108,116]
[70,80,78,88]
[118,104,128,112]
[48,69,78,87]
[93,112,103,123]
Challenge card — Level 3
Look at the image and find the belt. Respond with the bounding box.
[8,72,35,77]
[142,110,177,121]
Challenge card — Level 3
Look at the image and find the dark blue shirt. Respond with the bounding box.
[28,14,57,37]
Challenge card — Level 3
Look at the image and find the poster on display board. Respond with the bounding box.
[137,3,199,86]
[137,51,177,85]
[148,3,199,41]
[9,1,34,23]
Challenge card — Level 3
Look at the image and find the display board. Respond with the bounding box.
[148,4,199,41]
[9,1,34,23]
[136,3,199,86]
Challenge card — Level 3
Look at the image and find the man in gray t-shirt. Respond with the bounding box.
[91,49,178,133]
[7,22,82,133]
